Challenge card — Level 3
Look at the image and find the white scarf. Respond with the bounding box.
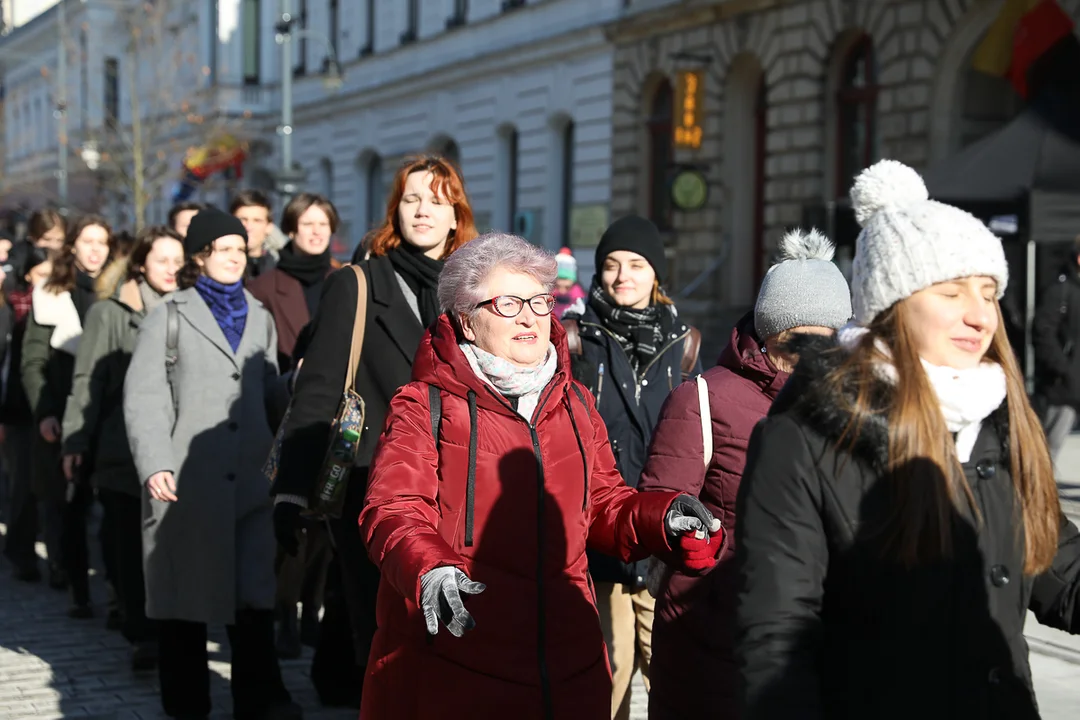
[459,342,558,422]
[838,323,1007,462]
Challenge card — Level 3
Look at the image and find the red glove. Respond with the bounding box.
[679,527,724,572]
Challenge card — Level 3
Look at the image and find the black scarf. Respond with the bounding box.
[72,271,98,324]
[276,242,332,317]
[387,245,443,326]
[587,279,671,374]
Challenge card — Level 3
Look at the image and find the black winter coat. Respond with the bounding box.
[272,255,424,501]
[735,337,1080,720]
[1032,268,1080,408]
[563,302,701,586]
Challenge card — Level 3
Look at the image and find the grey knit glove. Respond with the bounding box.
[419,566,486,637]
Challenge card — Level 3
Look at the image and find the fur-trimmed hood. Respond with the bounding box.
[769,334,1010,475]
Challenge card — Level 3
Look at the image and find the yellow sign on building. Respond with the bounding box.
[674,70,704,149]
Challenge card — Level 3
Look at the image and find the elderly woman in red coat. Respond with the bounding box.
[638,229,852,719]
[359,232,722,720]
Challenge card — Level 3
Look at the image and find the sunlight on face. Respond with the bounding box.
[397,171,458,259]
[291,205,332,256]
[141,236,186,294]
[196,235,248,285]
[904,276,999,370]
[600,251,655,309]
[73,224,110,277]
[461,267,552,368]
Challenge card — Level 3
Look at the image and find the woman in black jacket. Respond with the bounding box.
[560,214,701,719]
[271,154,477,706]
[735,160,1080,720]
[1,242,52,582]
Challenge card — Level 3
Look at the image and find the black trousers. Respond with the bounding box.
[310,471,377,706]
[61,481,92,606]
[1,425,38,571]
[274,518,332,616]
[158,610,292,718]
[98,489,156,643]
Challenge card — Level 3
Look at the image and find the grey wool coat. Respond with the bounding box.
[123,286,280,625]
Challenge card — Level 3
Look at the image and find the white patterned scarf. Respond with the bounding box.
[459,342,558,421]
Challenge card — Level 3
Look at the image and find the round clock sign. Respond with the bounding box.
[671,169,708,211]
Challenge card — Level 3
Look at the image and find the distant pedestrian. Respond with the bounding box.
[561,214,702,720]
[61,226,185,671]
[736,160,1080,720]
[0,243,52,583]
[167,201,208,238]
[123,208,300,720]
[22,215,113,617]
[553,247,585,319]
[358,232,722,720]
[1032,234,1080,460]
[27,208,66,251]
[639,228,851,720]
[231,190,278,279]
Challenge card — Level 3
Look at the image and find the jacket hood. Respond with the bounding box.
[717,311,789,400]
[769,334,1009,475]
[412,313,574,420]
[95,258,130,301]
[110,278,143,313]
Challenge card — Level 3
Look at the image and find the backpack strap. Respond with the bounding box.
[165,301,180,413]
[562,318,583,356]
[682,326,702,380]
[428,384,442,448]
[696,375,712,468]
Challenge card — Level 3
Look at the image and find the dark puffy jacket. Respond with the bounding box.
[736,337,1080,720]
[1032,268,1080,408]
[358,315,679,720]
[563,302,701,586]
[638,312,788,720]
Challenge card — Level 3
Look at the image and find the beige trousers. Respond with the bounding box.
[595,582,654,720]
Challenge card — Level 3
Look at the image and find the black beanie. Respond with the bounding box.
[594,215,666,283]
[183,208,248,257]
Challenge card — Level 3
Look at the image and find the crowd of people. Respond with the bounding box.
[0,154,1079,720]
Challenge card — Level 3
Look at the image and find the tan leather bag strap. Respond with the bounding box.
[344,266,368,392]
[562,318,583,356]
[682,326,702,379]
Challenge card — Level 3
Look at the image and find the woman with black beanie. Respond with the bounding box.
[21,215,113,617]
[270,155,477,707]
[561,214,702,720]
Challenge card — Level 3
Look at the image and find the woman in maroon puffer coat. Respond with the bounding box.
[639,229,851,719]
[359,233,722,720]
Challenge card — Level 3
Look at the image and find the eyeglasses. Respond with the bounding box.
[475,293,556,318]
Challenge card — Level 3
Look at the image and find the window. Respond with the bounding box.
[319,157,333,199]
[79,29,89,128]
[647,79,674,229]
[242,0,260,84]
[448,0,467,28]
[835,35,878,198]
[104,57,119,126]
[496,126,518,231]
[294,0,308,75]
[401,0,418,44]
[560,122,575,246]
[502,0,526,10]
[360,0,374,56]
[328,0,339,56]
[366,155,384,231]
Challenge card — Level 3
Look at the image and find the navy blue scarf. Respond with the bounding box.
[194,275,248,352]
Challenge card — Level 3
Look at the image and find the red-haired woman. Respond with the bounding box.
[271,154,477,707]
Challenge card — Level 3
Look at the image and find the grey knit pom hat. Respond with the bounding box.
[754,228,853,339]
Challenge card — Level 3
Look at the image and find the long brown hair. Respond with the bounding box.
[826,300,1059,575]
[365,155,477,258]
[44,214,113,295]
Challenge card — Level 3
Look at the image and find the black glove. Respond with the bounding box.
[664,494,720,539]
[273,502,302,557]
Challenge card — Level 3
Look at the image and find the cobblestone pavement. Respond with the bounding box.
[0,530,647,719]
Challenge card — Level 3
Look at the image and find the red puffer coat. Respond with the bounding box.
[638,312,789,720]
[359,314,680,720]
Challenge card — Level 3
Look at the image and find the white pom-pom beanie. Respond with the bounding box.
[849,159,1008,325]
[754,228,853,339]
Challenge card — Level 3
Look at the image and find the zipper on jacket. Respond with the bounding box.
[530,422,554,720]
[584,320,690,405]
[596,362,605,406]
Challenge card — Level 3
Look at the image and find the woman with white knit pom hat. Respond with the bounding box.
[639,227,851,720]
[734,159,1080,720]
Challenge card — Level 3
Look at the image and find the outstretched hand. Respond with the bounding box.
[419,566,486,638]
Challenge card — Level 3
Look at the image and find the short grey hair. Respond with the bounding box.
[438,232,558,319]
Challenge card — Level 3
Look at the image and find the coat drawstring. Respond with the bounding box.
[565,386,590,511]
[465,390,478,547]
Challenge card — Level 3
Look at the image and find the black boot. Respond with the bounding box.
[274,603,301,660]
[230,609,297,719]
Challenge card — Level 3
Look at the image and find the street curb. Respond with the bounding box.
[1028,634,1080,666]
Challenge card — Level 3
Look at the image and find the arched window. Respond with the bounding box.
[431,137,461,169]
[647,80,674,229]
[319,157,333,200]
[495,125,518,232]
[366,155,384,231]
[560,121,575,246]
[958,65,1023,149]
[835,36,878,197]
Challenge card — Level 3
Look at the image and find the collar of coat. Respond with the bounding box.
[413,313,577,421]
[769,334,1010,475]
[32,284,82,355]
